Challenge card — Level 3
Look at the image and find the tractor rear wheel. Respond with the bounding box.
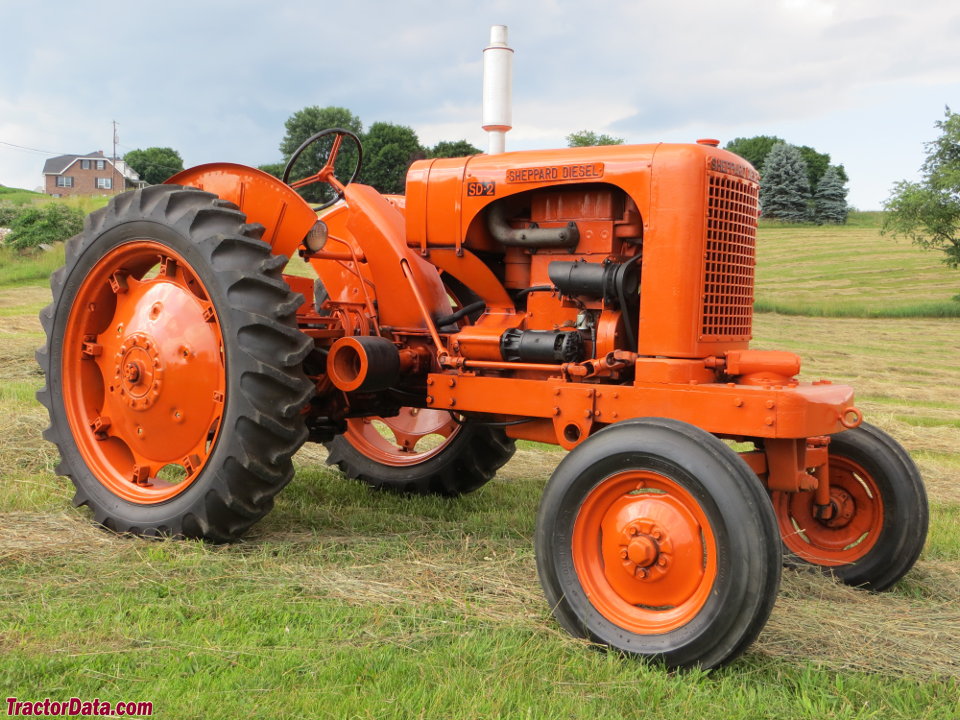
[535,418,781,669]
[37,185,314,540]
[325,415,515,495]
[770,422,928,590]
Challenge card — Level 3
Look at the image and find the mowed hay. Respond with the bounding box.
[1,510,959,678]
[761,567,960,678]
[2,275,960,681]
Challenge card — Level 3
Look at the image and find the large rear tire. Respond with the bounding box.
[37,185,314,540]
[770,422,928,590]
[325,416,515,495]
[536,418,781,669]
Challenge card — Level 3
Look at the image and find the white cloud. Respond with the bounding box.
[0,0,958,208]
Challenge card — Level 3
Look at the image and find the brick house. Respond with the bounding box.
[42,151,143,197]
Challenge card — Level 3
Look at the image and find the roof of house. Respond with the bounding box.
[42,151,105,175]
[42,150,141,182]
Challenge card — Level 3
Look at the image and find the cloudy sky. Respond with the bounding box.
[1,0,958,209]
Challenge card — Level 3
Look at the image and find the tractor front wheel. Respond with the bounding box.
[535,418,781,669]
[770,422,928,590]
[37,185,314,540]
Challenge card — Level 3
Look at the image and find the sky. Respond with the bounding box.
[1,0,958,209]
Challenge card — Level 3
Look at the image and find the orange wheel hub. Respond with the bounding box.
[772,456,883,566]
[572,470,717,634]
[344,408,460,466]
[62,241,226,503]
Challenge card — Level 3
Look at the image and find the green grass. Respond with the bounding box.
[0,245,66,288]
[0,185,110,213]
[1,206,959,717]
[754,216,958,317]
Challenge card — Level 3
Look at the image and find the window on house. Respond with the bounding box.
[96,160,106,170]
[56,176,74,187]
[51,193,61,198]
[81,159,91,170]
[96,177,113,190]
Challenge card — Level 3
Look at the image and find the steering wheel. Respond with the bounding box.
[282,128,363,211]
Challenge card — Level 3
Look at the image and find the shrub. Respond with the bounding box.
[6,203,84,251]
[0,203,20,227]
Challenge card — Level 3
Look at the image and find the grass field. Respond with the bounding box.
[1,217,958,718]
[755,213,960,317]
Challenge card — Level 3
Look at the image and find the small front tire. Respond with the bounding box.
[771,422,928,590]
[535,418,781,669]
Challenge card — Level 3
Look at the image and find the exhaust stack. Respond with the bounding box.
[482,25,513,155]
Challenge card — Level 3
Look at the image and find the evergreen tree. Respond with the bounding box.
[814,166,848,224]
[760,143,811,222]
[727,136,847,188]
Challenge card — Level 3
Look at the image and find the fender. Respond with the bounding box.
[166,163,318,260]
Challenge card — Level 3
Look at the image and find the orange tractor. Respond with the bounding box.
[38,80,927,668]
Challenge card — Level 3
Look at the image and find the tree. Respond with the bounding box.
[813,166,848,224]
[123,147,184,185]
[725,135,784,174]
[884,108,960,268]
[760,143,810,222]
[279,106,363,204]
[256,162,285,180]
[726,136,847,188]
[360,122,424,194]
[566,130,624,147]
[428,140,481,158]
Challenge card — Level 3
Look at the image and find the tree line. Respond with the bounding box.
[725,136,849,224]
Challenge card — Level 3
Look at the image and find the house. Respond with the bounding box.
[42,150,143,197]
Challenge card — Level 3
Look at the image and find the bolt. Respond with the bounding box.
[658,556,668,567]
[652,530,662,540]
[124,363,141,383]
[619,549,628,560]
[636,568,648,579]
[765,400,775,409]
[629,526,639,536]
[448,378,456,387]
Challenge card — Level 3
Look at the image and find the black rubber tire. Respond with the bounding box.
[324,422,515,495]
[535,418,781,670]
[776,422,928,591]
[37,185,314,540]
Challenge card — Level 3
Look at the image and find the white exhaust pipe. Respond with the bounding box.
[482,24,513,155]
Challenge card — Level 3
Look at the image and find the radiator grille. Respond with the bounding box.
[701,173,758,340]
